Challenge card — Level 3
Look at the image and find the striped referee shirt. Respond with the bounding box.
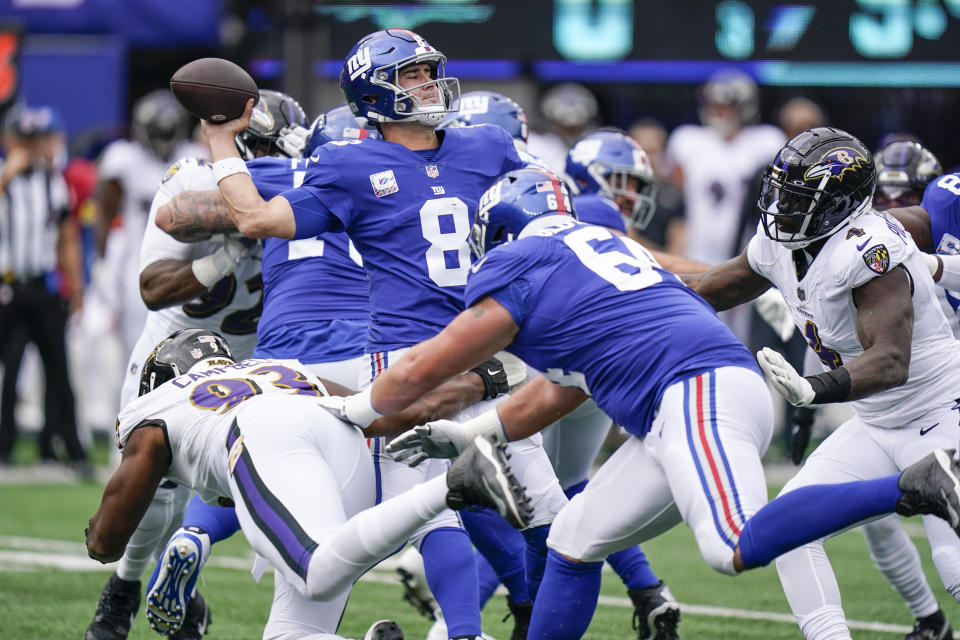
[0,161,69,281]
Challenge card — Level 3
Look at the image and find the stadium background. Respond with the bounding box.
[2,1,960,638]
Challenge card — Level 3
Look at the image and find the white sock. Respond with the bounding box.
[776,543,851,640]
[864,517,938,618]
[306,475,448,600]
[116,487,183,581]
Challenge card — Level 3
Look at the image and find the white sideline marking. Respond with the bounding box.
[0,537,938,636]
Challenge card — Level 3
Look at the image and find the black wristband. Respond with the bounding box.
[804,367,851,404]
[470,357,509,400]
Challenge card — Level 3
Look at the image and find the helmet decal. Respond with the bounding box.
[804,147,870,182]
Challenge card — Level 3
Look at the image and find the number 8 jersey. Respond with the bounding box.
[281,125,525,351]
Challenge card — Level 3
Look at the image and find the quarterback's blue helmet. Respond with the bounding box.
[565,129,658,230]
[340,29,460,127]
[469,167,576,259]
[305,104,381,156]
[440,90,528,147]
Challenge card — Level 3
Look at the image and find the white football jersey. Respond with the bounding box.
[138,157,262,361]
[115,358,328,503]
[667,124,785,265]
[747,210,960,427]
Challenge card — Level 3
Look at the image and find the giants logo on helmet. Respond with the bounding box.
[804,147,869,182]
[347,46,372,81]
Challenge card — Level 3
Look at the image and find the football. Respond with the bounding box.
[169,58,259,123]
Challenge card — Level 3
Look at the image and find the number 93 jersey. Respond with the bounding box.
[747,209,960,427]
[281,125,525,351]
[464,216,757,437]
[922,172,960,336]
[139,158,262,359]
[115,358,329,504]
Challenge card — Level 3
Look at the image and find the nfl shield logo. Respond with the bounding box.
[797,287,806,301]
[426,164,439,178]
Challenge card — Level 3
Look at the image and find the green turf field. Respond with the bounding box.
[2,478,959,640]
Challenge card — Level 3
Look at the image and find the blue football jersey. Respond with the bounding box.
[573,193,627,233]
[281,125,525,351]
[464,216,757,437]
[922,172,960,320]
[247,157,368,362]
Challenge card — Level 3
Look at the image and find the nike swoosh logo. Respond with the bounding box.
[471,255,489,274]
[856,237,872,251]
[486,369,500,376]
[920,423,939,436]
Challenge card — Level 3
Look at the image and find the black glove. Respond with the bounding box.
[789,406,816,465]
[470,357,509,400]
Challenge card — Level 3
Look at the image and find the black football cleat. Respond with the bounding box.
[896,449,960,533]
[906,609,952,640]
[628,581,681,640]
[169,591,211,640]
[505,597,533,640]
[85,573,141,640]
[363,619,404,640]
[445,435,533,529]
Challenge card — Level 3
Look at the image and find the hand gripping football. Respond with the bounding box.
[170,58,259,122]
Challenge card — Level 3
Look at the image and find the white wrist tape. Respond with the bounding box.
[342,386,384,428]
[935,253,960,290]
[191,247,239,288]
[460,409,507,443]
[212,157,250,184]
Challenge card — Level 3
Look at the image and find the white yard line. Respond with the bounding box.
[0,536,934,636]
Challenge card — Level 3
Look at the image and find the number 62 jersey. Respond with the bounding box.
[115,358,330,504]
[747,209,960,428]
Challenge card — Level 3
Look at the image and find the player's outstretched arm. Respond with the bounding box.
[155,189,238,242]
[847,266,914,399]
[681,248,772,311]
[201,99,296,239]
[369,296,519,417]
[85,425,170,563]
[495,375,589,440]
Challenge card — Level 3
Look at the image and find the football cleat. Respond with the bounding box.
[906,609,952,640]
[169,591,211,640]
[445,436,533,529]
[628,581,681,640]
[85,573,141,640]
[895,449,960,534]
[145,527,211,636]
[363,619,404,640]
[505,598,533,640]
[395,547,439,620]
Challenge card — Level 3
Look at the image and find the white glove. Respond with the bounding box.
[924,253,942,280]
[191,233,254,287]
[316,386,383,428]
[757,347,815,407]
[275,124,310,158]
[753,289,796,342]
[385,420,469,466]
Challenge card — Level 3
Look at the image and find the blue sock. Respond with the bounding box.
[606,546,659,590]
[563,479,660,591]
[182,494,240,544]
[521,524,550,601]
[562,479,589,501]
[739,474,901,569]
[461,507,529,605]
[420,527,481,637]
[475,549,501,608]
[527,550,603,640]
